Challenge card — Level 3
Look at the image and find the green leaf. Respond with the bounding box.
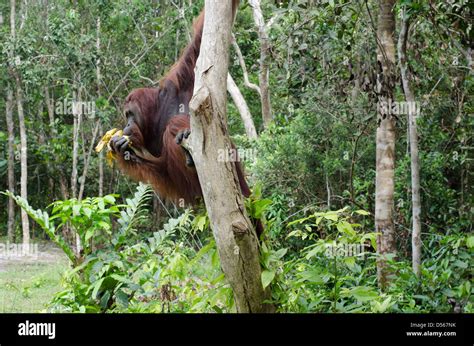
[85,229,95,242]
[115,289,129,308]
[252,184,262,200]
[372,296,393,312]
[83,207,92,218]
[100,291,111,309]
[466,236,474,248]
[98,220,111,231]
[361,232,378,249]
[355,210,370,215]
[110,274,132,284]
[273,248,287,260]
[193,215,207,232]
[323,214,338,221]
[91,278,105,300]
[347,286,378,302]
[103,195,116,204]
[337,221,356,237]
[253,199,272,219]
[298,269,325,284]
[286,230,302,238]
[453,260,467,269]
[72,204,81,216]
[305,244,325,259]
[261,270,276,289]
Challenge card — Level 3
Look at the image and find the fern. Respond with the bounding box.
[2,191,76,264]
[117,182,153,235]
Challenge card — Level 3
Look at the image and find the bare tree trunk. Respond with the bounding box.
[15,75,30,247]
[6,88,16,243]
[325,172,331,209]
[231,35,261,96]
[227,73,257,139]
[45,87,55,130]
[70,87,82,256]
[96,17,104,197]
[98,124,104,197]
[375,0,397,289]
[78,121,100,201]
[11,0,30,247]
[45,86,70,200]
[187,0,273,313]
[249,0,272,127]
[71,89,81,199]
[398,7,421,277]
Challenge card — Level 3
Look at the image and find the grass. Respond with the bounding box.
[0,257,68,313]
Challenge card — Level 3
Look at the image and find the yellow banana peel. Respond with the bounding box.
[106,151,116,167]
[95,128,122,153]
[95,128,131,167]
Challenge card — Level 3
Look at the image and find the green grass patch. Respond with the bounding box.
[0,260,68,312]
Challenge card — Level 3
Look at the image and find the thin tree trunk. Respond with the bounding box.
[187,0,273,313]
[45,87,56,131]
[375,0,397,289]
[249,0,272,127]
[78,121,100,201]
[45,86,69,200]
[98,124,104,196]
[231,34,261,96]
[398,7,421,277]
[325,172,331,209]
[71,89,81,199]
[11,0,30,247]
[70,87,82,257]
[6,88,16,243]
[227,73,257,139]
[96,17,104,197]
[15,74,30,247]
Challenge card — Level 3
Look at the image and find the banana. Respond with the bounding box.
[95,128,121,153]
[96,128,132,166]
[96,126,161,166]
[106,150,116,167]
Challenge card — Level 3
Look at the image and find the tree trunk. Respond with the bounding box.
[78,121,100,201]
[96,17,104,197]
[187,0,273,313]
[249,0,272,127]
[15,74,30,247]
[375,0,397,289]
[71,88,81,199]
[70,87,82,256]
[98,124,104,197]
[398,7,421,277]
[6,88,16,243]
[11,0,30,247]
[227,73,257,139]
[45,86,69,200]
[231,35,261,96]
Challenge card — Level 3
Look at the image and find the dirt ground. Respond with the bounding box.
[0,241,66,272]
